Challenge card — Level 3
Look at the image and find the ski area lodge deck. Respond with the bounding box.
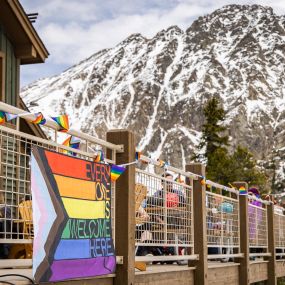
[0,101,284,285]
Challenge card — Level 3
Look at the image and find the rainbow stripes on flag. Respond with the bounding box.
[94,150,104,162]
[200,176,206,186]
[62,136,80,156]
[0,111,5,124]
[239,186,247,195]
[0,111,18,124]
[157,159,167,168]
[175,175,184,184]
[51,115,69,132]
[31,112,46,125]
[135,151,141,161]
[111,165,126,182]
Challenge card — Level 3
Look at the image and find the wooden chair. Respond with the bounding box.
[12,200,33,259]
[135,184,148,271]
[135,184,147,225]
[18,200,33,239]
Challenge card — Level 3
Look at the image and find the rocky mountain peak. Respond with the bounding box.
[21,4,285,191]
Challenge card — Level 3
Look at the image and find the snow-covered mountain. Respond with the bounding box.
[21,4,285,191]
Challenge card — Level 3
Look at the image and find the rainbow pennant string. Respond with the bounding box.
[239,186,247,195]
[31,112,46,125]
[111,165,126,182]
[94,150,104,162]
[51,115,69,132]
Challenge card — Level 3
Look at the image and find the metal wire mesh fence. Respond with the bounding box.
[206,190,240,255]
[274,211,285,249]
[0,125,117,246]
[248,197,268,250]
[135,167,193,258]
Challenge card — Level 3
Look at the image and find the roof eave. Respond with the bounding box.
[8,0,49,64]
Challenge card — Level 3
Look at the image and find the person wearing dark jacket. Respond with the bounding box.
[147,172,186,209]
[145,172,186,261]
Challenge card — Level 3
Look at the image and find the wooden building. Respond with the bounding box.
[0,0,49,263]
[0,0,49,136]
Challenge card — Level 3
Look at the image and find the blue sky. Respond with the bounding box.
[20,0,285,87]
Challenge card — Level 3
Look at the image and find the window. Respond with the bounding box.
[0,52,5,102]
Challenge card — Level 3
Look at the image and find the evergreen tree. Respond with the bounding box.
[206,148,232,185]
[194,97,229,162]
[229,146,268,192]
[194,97,267,190]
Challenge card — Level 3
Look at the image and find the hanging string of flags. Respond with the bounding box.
[0,110,263,189]
[0,109,70,132]
[129,155,238,195]
[0,109,127,182]
[0,109,218,185]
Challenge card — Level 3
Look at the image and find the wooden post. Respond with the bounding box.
[267,203,276,285]
[186,163,208,285]
[233,182,249,285]
[106,130,135,285]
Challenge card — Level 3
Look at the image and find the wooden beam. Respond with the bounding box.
[186,163,208,285]
[106,129,135,285]
[233,182,249,285]
[15,44,37,59]
[7,0,49,62]
[0,259,32,268]
[249,262,268,283]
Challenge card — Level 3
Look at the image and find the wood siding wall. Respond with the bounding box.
[0,25,19,107]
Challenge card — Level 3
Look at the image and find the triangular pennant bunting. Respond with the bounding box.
[111,165,126,182]
[51,115,69,132]
[135,151,141,161]
[239,186,247,195]
[0,111,6,124]
[5,112,18,121]
[94,150,104,162]
[157,159,166,168]
[200,176,206,186]
[62,136,80,156]
[31,112,46,125]
[175,174,184,184]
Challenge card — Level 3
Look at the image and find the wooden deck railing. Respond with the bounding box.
[0,103,284,284]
